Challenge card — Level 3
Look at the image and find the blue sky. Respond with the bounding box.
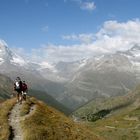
[0,0,140,63]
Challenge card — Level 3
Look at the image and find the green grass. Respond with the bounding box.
[20,97,103,140]
[73,85,140,140]
[0,74,13,100]
[28,89,72,115]
[0,98,16,140]
[74,95,133,119]
[86,104,140,140]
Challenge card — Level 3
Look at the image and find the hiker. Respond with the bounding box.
[22,81,28,101]
[14,77,23,104]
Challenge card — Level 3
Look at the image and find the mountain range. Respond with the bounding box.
[60,46,140,109]
[0,39,140,110]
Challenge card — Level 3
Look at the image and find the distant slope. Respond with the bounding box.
[73,85,140,119]
[28,89,72,115]
[0,74,13,101]
[73,85,140,140]
[0,98,104,140]
[20,97,103,140]
[88,97,140,139]
[59,52,138,110]
[0,74,71,115]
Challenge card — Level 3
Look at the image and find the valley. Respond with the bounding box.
[1,41,140,111]
[73,85,140,140]
[1,40,140,139]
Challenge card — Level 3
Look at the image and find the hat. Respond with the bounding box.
[16,77,21,80]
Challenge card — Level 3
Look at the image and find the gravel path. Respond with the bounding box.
[8,103,23,140]
[8,102,36,140]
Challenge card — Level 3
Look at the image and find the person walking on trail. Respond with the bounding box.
[22,81,28,101]
[14,77,23,104]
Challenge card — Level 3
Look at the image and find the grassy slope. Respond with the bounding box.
[73,85,140,119]
[20,97,103,140]
[88,104,140,140]
[0,98,16,140]
[0,73,71,115]
[0,74,13,100]
[28,89,72,115]
[74,85,140,140]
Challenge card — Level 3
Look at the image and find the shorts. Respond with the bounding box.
[16,89,22,94]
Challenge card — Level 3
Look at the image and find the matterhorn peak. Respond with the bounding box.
[0,39,8,53]
[0,39,8,48]
[0,39,26,66]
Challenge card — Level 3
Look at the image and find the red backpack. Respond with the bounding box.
[22,83,27,91]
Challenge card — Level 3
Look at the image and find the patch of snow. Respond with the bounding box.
[0,58,4,61]
[0,39,8,47]
[95,55,105,61]
[134,53,140,58]
[39,61,57,72]
[132,61,140,66]
[79,59,88,68]
[11,55,26,66]
[0,58,4,65]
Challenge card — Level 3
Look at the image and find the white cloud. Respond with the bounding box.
[95,19,140,51]
[11,19,140,64]
[62,33,95,43]
[71,0,96,11]
[29,43,104,63]
[41,25,49,32]
[80,1,96,11]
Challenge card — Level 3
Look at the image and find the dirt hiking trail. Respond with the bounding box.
[8,102,36,140]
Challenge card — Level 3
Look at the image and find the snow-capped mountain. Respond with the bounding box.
[1,38,140,110]
[0,40,26,66]
[57,45,140,109]
[119,45,140,59]
[0,40,66,100]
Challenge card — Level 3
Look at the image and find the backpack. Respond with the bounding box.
[22,83,27,91]
[15,81,20,90]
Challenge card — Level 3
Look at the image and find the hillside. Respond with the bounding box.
[73,85,140,140]
[58,46,140,110]
[0,97,103,140]
[1,41,140,112]
[28,89,72,115]
[73,85,140,119]
[0,74,13,101]
[0,74,71,115]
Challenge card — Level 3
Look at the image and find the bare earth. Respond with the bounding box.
[8,102,36,140]
[9,103,23,140]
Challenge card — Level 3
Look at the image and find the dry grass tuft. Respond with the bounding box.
[20,97,36,116]
[0,98,16,140]
[20,97,102,140]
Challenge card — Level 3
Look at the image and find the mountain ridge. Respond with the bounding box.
[0,73,71,115]
[0,97,103,140]
[72,84,140,139]
[1,39,140,111]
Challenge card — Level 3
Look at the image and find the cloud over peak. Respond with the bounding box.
[62,33,95,44]
[12,19,140,64]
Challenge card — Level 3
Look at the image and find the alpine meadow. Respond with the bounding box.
[0,0,140,140]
